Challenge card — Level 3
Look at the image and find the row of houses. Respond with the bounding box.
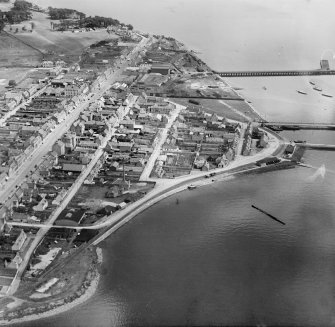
[153,107,243,178]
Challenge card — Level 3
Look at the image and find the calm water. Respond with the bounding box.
[17,1,335,326]
[19,149,335,327]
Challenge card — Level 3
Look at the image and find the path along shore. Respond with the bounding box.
[0,37,286,324]
[0,248,102,325]
[91,126,284,245]
[0,127,284,324]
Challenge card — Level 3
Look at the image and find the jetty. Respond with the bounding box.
[295,143,335,151]
[214,69,335,77]
[262,122,335,131]
[251,205,286,225]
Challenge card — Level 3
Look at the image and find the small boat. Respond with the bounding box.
[262,86,267,90]
[297,90,307,95]
[309,81,316,85]
[322,93,333,98]
[313,86,322,92]
[188,185,197,190]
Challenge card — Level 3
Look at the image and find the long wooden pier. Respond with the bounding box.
[295,143,335,151]
[215,70,335,77]
[262,122,335,131]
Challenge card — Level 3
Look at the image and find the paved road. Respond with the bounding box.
[0,36,150,205]
[8,127,282,236]
[4,37,150,295]
[139,101,183,181]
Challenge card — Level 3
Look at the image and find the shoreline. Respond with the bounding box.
[217,75,267,122]
[92,126,283,245]
[0,247,103,325]
[0,125,283,323]
[0,8,283,323]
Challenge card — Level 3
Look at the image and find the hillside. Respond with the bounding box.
[4,12,116,58]
[0,32,42,66]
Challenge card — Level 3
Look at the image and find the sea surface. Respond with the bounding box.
[17,0,335,326]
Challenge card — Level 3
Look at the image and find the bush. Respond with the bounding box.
[8,80,17,87]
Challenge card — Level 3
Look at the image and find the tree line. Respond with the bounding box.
[51,14,133,31]
[48,7,85,20]
[0,0,33,30]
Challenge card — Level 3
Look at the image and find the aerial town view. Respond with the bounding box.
[0,0,334,326]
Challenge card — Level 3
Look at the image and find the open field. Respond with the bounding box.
[4,12,116,59]
[164,74,240,99]
[0,32,41,91]
[7,247,97,314]
[0,67,35,92]
[0,32,42,67]
[171,98,258,122]
[0,1,12,11]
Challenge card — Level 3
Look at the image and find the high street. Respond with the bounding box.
[7,127,283,239]
[0,35,150,205]
[3,36,150,294]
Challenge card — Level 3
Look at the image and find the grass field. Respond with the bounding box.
[0,0,12,11]
[0,10,118,91]
[0,32,42,67]
[5,12,115,57]
[0,67,36,92]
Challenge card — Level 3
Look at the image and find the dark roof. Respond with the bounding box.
[55,208,86,224]
[151,63,171,69]
[256,157,280,164]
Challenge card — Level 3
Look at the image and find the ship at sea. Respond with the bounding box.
[321,93,333,98]
[313,86,322,92]
[297,90,307,95]
[309,80,316,85]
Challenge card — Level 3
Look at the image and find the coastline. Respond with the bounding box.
[0,247,103,325]
[92,126,283,245]
[0,124,284,323]
[0,8,283,323]
[218,75,267,122]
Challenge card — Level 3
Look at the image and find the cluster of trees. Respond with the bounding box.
[48,7,85,20]
[0,0,33,28]
[48,6,134,32]
[79,16,120,29]
[12,0,32,11]
[90,39,120,48]
[90,40,112,48]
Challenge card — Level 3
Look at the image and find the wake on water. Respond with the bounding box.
[307,164,326,182]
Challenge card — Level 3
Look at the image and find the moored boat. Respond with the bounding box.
[313,86,322,92]
[322,93,333,98]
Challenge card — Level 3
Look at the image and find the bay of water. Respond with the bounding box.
[16,1,335,326]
